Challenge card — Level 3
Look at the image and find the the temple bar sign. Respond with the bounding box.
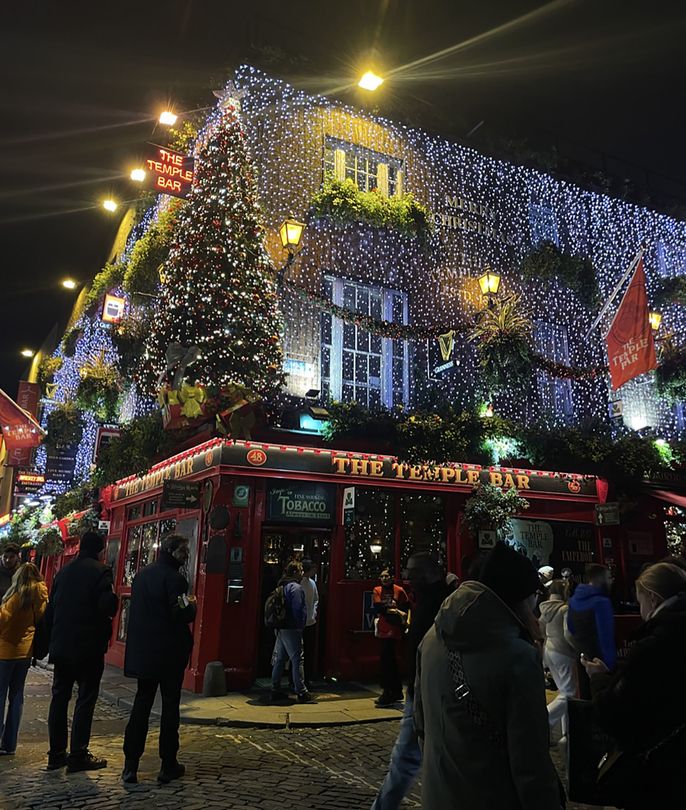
[144,143,194,198]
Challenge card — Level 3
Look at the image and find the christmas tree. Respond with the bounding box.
[141,85,285,399]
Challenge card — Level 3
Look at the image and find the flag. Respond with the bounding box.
[605,258,656,390]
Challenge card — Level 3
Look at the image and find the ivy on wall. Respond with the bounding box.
[519,241,600,308]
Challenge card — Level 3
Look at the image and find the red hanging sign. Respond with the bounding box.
[2,383,43,462]
[606,258,657,390]
[144,143,194,198]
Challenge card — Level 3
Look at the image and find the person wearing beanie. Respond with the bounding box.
[0,543,21,602]
[121,533,196,785]
[415,542,563,810]
[45,531,118,773]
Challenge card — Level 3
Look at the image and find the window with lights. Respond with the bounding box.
[534,320,573,421]
[323,137,402,197]
[529,203,559,246]
[320,276,409,408]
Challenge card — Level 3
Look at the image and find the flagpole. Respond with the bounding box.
[583,243,646,340]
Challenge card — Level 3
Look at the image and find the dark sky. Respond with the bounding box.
[2,0,685,397]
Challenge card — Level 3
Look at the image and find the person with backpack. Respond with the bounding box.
[0,563,48,755]
[267,560,313,704]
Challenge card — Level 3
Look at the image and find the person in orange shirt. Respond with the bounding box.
[372,569,409,708]
[0,563,48,755]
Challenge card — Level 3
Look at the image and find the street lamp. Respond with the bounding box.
[20,349,35,358]
[649,311,662,332]
[102,199,118,212]
[478,266,501,297]
[61,279,78,290]
[279,218,306,253]
[159,110,178,126]
[358,70,384,91]
[130,168,146,182]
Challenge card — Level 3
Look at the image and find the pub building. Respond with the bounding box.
[41,65,685,690]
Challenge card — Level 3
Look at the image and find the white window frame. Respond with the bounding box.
[322,277,409,408]
[323,137,403,198]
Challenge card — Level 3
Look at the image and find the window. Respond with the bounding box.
[122,520,161,586]
[534,320,573,420]
[400,495,446,570]
[117,597,131,642]
[529,204,559,247]
[324,137,403,197]
[344,489,394,580]
[105,537,120,574]
[321,277,409,408]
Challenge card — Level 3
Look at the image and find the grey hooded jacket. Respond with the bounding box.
[415,581,561,810]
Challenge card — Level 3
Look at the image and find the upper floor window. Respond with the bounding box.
[534,319,572,420]
[320,277,409,409]
[324,137,403,197]
[529,203,559,247]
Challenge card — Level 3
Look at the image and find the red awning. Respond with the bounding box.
[650,489,686,509]
[0,388,45,450]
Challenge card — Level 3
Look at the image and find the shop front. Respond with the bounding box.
[100,437,608,692]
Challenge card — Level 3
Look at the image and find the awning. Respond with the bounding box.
[650,489,686,509]
[0,388,45,451]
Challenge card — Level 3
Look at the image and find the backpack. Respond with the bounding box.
[264,584,287,629]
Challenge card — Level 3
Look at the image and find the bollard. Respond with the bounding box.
[203,660,227,697]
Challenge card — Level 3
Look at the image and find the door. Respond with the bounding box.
[257,527,331,677]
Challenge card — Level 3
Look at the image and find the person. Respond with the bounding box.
[582,562,686,810]
[270,561,312,704]
[372,569,409,708]
[538,565,555,590]
[445,572,459,592]
[0,563,48,755]
[567,563,616,697]
[0,544,21,602]
[300,559,319,691]
[540,579,577,744]
[371,553,451,810]
[122,533,197,785]
[46,531,118,772]
[415,542,562,810]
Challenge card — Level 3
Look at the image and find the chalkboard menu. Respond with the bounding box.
[506,519,596,581]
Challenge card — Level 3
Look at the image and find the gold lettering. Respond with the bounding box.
[489,471,503,487]
[455,468,468,484]
[368,460,384,477]
[332,456,349,474]
[467,470,480,485]
[440,467,456,483]
[516,475,531,490]
[392,463,407,479]
[350,459,368,476]
[409,465,423,480]
[504,473,516,488]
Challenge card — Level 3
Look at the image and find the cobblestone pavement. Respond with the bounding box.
[0,668,594,810]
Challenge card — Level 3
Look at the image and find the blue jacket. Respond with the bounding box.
[567,584,616,670]
[281,579,307,630]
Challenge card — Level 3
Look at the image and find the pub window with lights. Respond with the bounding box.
[323,137,403,197]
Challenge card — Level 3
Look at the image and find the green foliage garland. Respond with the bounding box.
[520,241,599,308]
[654,276,686,308]
[35,527,64,557]
[469,294,533,392]
[75,356,122,422]
[655,339,686,402]
[311,177,432,242]
[83,263,125,311]
[463,483,530,536]
[44,403,83,453]
[37,355,63,391]
[123,201,183,296]
[53,480,95,520]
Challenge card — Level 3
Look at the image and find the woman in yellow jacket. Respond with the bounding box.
[0,563,48,755]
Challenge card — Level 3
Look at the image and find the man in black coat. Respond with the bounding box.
[121,533,196,785]
[46,531,118,772]
[371,553,452,810]
[0,542,21,601]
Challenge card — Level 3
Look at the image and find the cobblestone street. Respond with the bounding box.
[0,668,594,809]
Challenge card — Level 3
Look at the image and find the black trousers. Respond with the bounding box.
[379,638,402,694]
[48,656,105,757]
[123,672,184,764]
[303,625,317,686]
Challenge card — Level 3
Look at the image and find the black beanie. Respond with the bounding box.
[79,531,104,557]
[477,542,541,607]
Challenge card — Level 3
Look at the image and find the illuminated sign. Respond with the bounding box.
[16,472,46,486]
[14,470,46,496]
[144,143,194,198]
[102,293,126,324]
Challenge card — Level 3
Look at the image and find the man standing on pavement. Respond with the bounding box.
[121,533,196,785]
[371,553,452,810]
[0,544,21,601]
[46,531,118,772]
[300,559,319,691]
[567,563,616,697]
[270,560,313,704]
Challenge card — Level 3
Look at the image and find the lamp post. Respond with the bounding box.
[649,311,662,332]
[277,217,306,284]
[478,266,501,298]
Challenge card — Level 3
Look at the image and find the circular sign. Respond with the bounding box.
[246,448,267,466]
[567,480,581,494]
[204,450,215,467]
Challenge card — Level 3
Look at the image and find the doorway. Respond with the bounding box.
[257,526,331,677]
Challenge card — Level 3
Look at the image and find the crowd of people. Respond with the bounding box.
[2,530,686,807]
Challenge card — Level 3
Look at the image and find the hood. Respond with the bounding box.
[570,583,607,607]
[434,580,527,652]
[539,598,566,624]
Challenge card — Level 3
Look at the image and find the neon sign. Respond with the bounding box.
[144,143,194,198]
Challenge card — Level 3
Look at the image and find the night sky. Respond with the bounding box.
[2,0,685,397]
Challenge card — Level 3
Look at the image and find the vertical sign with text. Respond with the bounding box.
[8,382,41,467]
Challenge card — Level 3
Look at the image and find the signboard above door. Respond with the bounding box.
[266,482,335,526]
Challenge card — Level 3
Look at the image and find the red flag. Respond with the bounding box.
[605,258,657,390]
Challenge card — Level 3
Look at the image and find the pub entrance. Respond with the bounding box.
[257,525,331,677]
